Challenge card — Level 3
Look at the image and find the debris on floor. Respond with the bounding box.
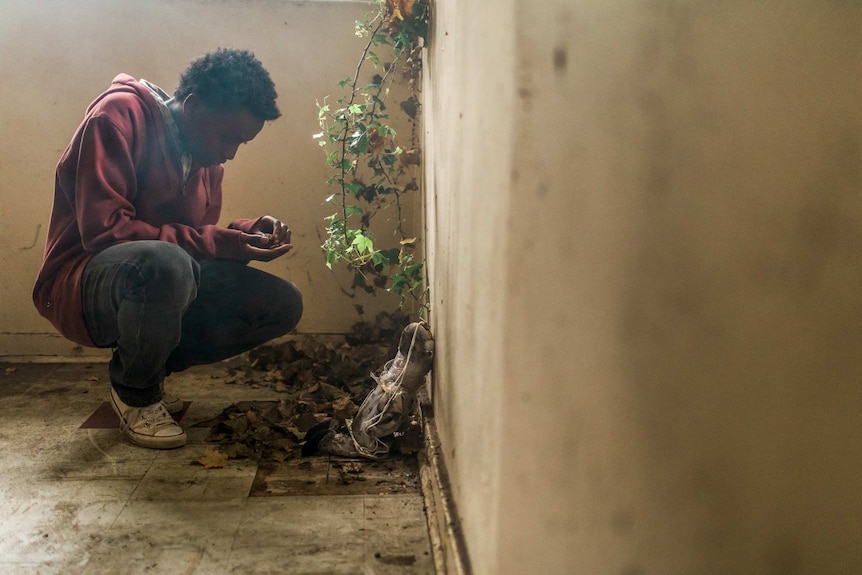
[0,361,435,573]
[250,455,421,497]
[316,321,435,459]
[195,311,430,475]
[195,446,229,469]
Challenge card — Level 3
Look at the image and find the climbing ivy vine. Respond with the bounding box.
[315,0,430,316]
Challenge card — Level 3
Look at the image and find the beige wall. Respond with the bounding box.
[426,1,862,574]
[0,0,413,359]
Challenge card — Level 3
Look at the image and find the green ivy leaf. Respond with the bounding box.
[351,233,374,254]
[317,0,430,314]
[324,249,338,269]
[348,131,369,155]
[372,32,389,46]
[371,251,387,267]
[343,181,364,194]
[379,248,400,264]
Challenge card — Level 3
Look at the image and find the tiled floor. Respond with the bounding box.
[0,361,434,574]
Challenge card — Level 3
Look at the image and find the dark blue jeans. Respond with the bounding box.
[82,241,303,407]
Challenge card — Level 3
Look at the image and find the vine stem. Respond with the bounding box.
[339,18,386,239]
[320,0,430,311]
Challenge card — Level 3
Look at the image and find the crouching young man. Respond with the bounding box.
[33,48,302,449]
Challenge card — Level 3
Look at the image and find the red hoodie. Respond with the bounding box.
[34,74,258,346]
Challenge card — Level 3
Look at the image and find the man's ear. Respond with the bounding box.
[182,93,204,120]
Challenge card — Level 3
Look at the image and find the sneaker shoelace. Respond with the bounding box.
[125,402,177,432]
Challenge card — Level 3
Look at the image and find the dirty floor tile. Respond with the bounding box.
[0,362,435,574]
[250,456,421,497]
[131,445,258,501]
[234,496,365,548]
[224,544,365,575]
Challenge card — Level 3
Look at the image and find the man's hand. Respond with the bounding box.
[240,215,293,261]
[250,215,291,246]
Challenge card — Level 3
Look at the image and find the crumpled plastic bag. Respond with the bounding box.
[316,321,434,459]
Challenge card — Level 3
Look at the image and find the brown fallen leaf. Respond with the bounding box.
[332,396,359,420]
[195,447,229,469]
[198,310,419,467]
[246,409,260,428]
[337,462,366,484]
[223,443,250,459]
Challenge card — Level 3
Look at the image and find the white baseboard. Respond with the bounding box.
[0,332,111,362]
[419,387,472,575]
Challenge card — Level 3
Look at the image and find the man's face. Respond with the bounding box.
[182,98,265,167]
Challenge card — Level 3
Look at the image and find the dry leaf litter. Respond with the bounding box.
[194,311,426,469]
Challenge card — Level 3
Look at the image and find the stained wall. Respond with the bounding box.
[425,1,862,573]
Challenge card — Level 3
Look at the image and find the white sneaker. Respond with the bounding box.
[161,392,184,415]
[110,389,187,449]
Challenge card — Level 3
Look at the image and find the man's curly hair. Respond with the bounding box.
[175,48,280,121]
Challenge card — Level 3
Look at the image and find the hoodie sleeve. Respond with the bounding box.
[74,113,246,260]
